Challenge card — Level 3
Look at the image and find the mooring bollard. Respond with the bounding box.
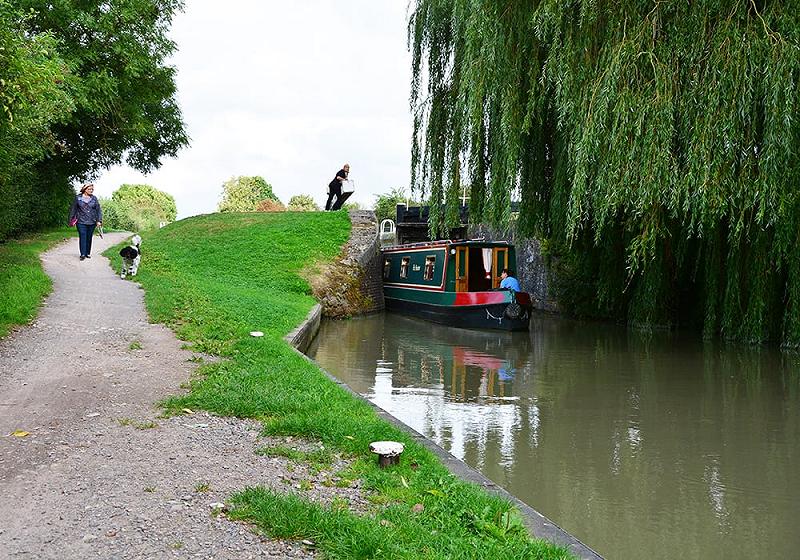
[369,441,404,468]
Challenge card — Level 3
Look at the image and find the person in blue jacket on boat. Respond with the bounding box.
[499,269,521,292]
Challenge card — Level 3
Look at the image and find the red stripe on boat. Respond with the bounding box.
[452,291,532,306]
[453,292,508,306]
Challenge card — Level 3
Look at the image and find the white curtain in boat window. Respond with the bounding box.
[482,248,492,278]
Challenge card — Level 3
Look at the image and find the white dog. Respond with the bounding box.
[119,234,142,279]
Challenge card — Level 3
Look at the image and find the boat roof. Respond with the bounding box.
[382,239,514,252]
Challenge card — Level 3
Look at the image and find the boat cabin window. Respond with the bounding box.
[423,256,436,280]
[383,258,391,279]
[400,257,410,278]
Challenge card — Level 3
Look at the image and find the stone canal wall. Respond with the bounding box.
[306,210,384,318]
[350,211,385,313]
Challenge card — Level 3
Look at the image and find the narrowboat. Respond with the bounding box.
[381,240,532,331]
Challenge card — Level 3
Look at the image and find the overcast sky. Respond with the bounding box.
[93,1,414,218]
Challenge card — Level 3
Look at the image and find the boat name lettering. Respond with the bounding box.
[412,264,421,271]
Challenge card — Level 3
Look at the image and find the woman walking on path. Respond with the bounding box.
[68,183,103,260]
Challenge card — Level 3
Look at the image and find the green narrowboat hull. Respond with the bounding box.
[384,286,531,331]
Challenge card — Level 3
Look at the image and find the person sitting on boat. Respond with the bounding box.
[499,269,521,292]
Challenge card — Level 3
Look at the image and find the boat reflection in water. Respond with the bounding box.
[310,312,533,468]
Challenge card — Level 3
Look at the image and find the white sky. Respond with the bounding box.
[92,1,414,218]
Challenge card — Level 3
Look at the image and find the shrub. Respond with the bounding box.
[256,199,286,212]
[219,176,279,212]
[373,188,417,223]
[100,184,176,232]
[287,195,320,212]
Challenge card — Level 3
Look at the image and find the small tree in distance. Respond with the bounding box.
[373,188,418,223]
[101,184,176,231]
[287,195,320,212]
[218,176,279,212]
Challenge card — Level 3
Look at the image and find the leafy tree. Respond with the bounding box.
[17,0,188,179]
[287,195,320,212]
[99,198,129,230]
[101,184,177,231]
[0,0,187,240]
[373,188,418,224]
[218,176,279,213]
[113,184,177,221]
[410,1,800,347]
[0,2,73,239]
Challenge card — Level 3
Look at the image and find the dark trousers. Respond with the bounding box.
[77,223,96,256]
[325,185,341,211]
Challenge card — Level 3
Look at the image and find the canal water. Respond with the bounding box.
[307,312,800,560]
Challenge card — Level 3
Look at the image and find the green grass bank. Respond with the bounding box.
[106,211,573,559]
[0,228,75,338]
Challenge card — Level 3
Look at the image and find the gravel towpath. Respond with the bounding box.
[0,234,341,559]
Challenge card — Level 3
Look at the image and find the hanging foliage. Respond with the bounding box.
[409,0,800,347]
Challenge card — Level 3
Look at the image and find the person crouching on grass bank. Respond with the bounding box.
[68,183,103,261]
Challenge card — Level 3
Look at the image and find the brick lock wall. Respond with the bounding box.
[469,224,558,312]
[360,247,385,312]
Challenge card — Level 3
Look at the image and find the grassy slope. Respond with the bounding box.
[111,212,572,560]
[0,228,76,338]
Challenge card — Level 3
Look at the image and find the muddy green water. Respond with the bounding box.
[307,312,800,560]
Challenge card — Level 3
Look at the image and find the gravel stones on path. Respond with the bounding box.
[0,234,361,559]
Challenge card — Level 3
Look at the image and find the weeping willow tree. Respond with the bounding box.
[409,0,800,347]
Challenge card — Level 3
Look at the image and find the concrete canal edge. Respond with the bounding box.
[285,305,604,560]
